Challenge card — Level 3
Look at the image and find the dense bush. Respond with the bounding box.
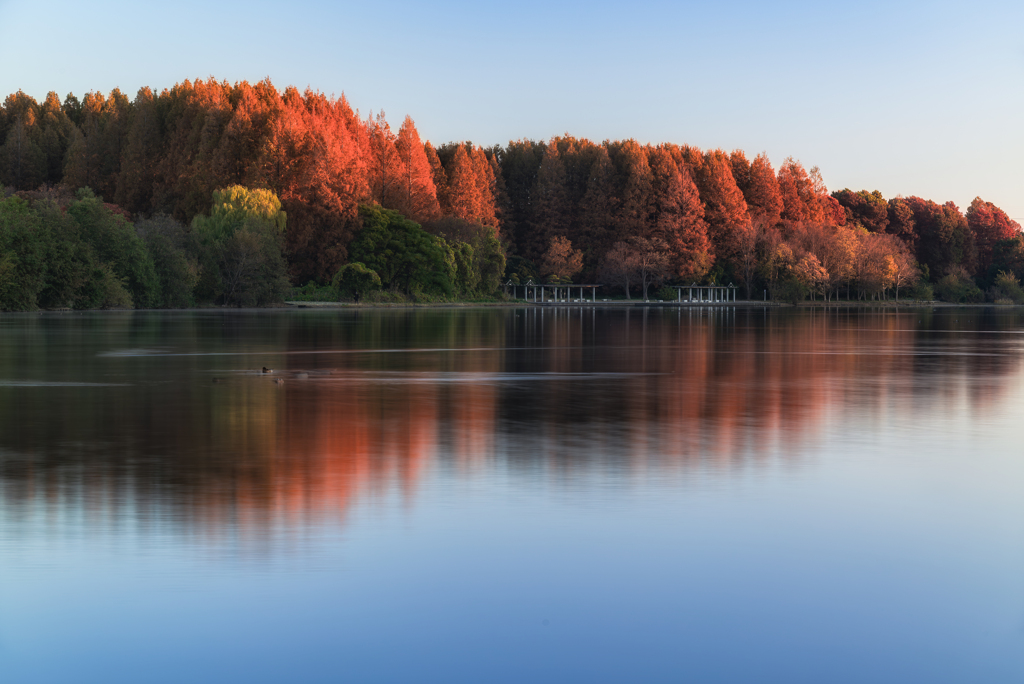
[136,215,199,308]
[656,286,677,301]
[988,271,1024,304]
[772,278,809,305]
[905,280,934,301]
[332,262,382,301]
[349,205,455,297]
[934,269,984,303]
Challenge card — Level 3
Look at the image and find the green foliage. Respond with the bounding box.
[290,281,338,302]
[136,215,199,308]
[905,280,934,301]
[0,196,47,310]
[504,255,537,285]
[934,270,983,303]
[772,277,808,304]
[218,220,290,306]
[189,187,290,306]
[656,286,677,301]
[989,271,1024,304]
[349,205,454,297]
[986,236,1024,287]
[81,264,134,309]
[0,193,146,310]
[67,189,160,307]
[332,262,382,301]
[423,216,506,296]
[193,186,287,241]
[473,230,506,295]
[452,242,478,294]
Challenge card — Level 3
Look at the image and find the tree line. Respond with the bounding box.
[1,78,1020,309]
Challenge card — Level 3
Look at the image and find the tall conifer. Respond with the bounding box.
[649,146,712,281]
[394,116,440,223]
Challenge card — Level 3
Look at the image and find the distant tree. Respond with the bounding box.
[425,142,447,213]
[539,235,583,283]
[332,262,381,301]
[577,145,617,272]
[189,186,289,305]
[532,142,571,252]
[0,196,48,309]
[136,214,199,308]
[691,149,748,263]
[0,91,46,190]
[740,152,784,230]
[599,236,670,300]
[68,188,160,307]
[423,216,506,296]
[649,146,712,282]
[966,197,1021,278]
[115,87,164,215]
[887,196,916,247]
[496,139,545,259]
[777,157,832,225]
[833,189,888,232]
[348,204,455,296]
[367,111,403,207]
[794,253,828,300]
[987,236,1024,284]
[609,139,653,241]
[394,116,441,223]
[628,235,671,300]
[599,241,638,299]
[906,197,976,278]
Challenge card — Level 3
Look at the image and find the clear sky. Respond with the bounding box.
[1,0,1021,218]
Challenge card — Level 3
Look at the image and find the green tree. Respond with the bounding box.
[332,262,382,301]
[189,186,289,305]
[136,215,199,308]
[0,196,48,309]
[349,205,455,296]
[67,189,160,307]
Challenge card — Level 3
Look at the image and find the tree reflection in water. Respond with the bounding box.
[0,306,1020,542]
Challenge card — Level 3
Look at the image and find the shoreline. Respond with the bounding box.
[5,300,1022,315]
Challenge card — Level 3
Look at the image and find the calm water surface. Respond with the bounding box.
[1,306,1023,683]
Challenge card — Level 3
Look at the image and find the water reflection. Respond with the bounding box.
[0,306,1021,538]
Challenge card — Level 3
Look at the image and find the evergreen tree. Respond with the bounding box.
[648,146,712,282]
[741,152,783,229]
[394,116,440,223]
[691,149,749,263]
[532,142,571,255]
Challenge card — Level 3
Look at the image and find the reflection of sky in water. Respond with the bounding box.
[0,307,1023,683]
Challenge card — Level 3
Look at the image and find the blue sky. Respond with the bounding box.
[1,0,1021,218]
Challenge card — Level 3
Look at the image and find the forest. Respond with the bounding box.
[0,77,1021,309]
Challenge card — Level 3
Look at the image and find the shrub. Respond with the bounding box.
[332,262,382,301]
[934,271,983,303]
[989,270,1024,304]
[905,281,934,301]
[656,286,677,301]
[290,282,337,302]
[772,278,808,304]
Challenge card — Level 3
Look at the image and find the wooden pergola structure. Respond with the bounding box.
[507,280,602,303]
[671,284,739,303]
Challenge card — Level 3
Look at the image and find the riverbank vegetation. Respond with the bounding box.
[1,79,1020,309]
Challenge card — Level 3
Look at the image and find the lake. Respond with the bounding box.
[0,306,1022,683]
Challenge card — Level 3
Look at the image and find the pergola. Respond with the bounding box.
[671,283,739,303]
[507,280,602,303]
